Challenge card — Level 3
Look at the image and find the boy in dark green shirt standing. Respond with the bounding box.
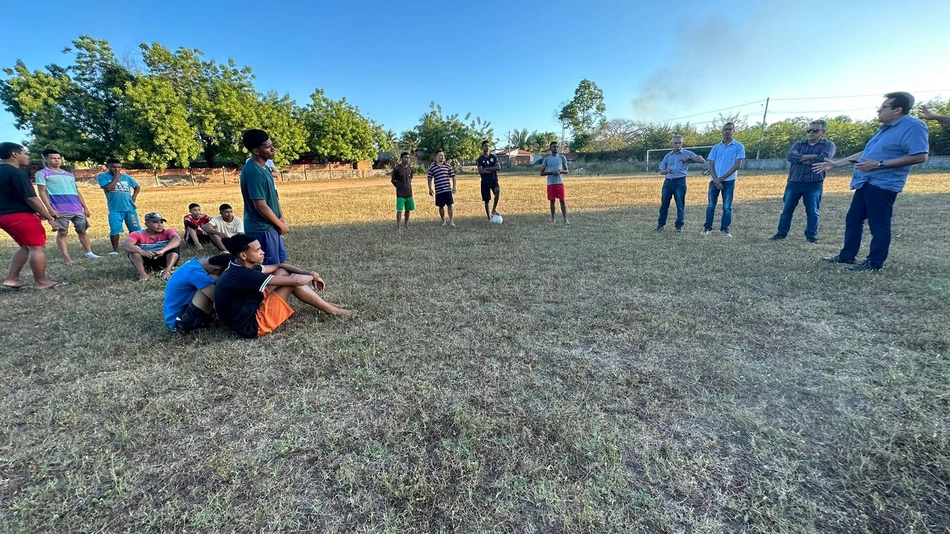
[240,129,288,265]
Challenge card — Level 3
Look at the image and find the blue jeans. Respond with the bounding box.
[776,181,823,239]
[839,183,897,268]
[658,178,687,229]
[704,180,735,231]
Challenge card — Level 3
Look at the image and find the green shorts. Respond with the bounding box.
[396,197,415,211]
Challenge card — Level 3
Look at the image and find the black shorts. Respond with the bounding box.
[136,247,181,270]
[188,233,211,244]
[480,178,499,202]
[174,301,215,333]
[435,191,454,207]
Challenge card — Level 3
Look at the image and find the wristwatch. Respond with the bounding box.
[878,161,885,168]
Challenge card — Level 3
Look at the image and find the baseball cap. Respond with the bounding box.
[144,212,166,222]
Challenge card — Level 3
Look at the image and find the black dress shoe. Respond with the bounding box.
[655,226,664,232]
[848,260,882,272]
[807,237,820,244]
[769,233,786,240]
[821,255,855,264]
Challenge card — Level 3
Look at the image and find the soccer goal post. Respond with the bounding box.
[645,145,716,173]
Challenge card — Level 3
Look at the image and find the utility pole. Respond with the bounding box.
[756,97,770,159]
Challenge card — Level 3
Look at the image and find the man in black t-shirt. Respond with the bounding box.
[0,142,64,290]
[214,234,353,338]
[476,140,501,220]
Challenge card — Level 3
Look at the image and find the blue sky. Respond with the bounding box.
[4,0,950,148]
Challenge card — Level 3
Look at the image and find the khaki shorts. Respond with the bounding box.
[55,213,90,233]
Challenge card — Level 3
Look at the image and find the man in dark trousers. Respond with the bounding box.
[815,92,929,271]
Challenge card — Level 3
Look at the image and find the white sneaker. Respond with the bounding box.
[85,252,101,259]
[108,251,119,256]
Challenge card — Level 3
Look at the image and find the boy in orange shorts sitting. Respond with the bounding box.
[214,234,352,338]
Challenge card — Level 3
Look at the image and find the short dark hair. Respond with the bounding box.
[207,254,233,268]
[42,148,60,157]
[0,142,24,159]
[481,140,489,146]
[242,129,270,150]
[400,152,409,158]
[219,203,232,212]
[106,158,121,165]
[549,141,557,147]
[723,122,735,128]
[884,92,915,115]
[188,203,200,210]
[223,234,258,256]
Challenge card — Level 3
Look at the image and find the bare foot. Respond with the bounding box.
[2,281,26,290]
[64,259,75,265]
[161,270,173,281]
[138,275,150,282]
[34,281,64,290]
[328,307,354,317]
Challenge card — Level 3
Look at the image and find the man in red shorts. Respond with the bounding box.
[0,142,64,290]
[540,141,570,224]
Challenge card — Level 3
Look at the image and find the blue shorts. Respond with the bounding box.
[253,229,288,265]
[108,210,141,235]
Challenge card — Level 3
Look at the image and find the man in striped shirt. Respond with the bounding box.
[770,120,836,244]
[427,150,457,227]
[35,149,100,263]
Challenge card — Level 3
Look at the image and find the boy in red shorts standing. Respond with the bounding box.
[541,141,570,224]
[0,142,64,290]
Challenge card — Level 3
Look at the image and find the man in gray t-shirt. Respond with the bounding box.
[540,141,569,224]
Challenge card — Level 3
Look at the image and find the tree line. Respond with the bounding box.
[0,36,492,169]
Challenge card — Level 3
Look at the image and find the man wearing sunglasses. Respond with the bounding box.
[769,120,836,244]
[813,92,929,272]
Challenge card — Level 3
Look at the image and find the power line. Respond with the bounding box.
[649,99,766,124]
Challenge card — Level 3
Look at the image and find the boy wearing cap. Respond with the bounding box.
[214,234,352,338]
[121,212,182,281]
[97,158,141,254]
[240,129,288,265]
[35,148,100,263]
[163,253,232,333]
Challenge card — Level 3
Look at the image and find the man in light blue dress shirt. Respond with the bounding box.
[815,92,929,271]
[704,123,745,236]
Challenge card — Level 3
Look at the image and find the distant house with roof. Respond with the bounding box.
[494,149,535,168]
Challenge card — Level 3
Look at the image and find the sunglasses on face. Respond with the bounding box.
[807,129,822,134]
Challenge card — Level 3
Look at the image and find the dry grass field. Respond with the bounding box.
[1,170,948,533]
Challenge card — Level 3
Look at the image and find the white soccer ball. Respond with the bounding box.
[491,214,503,224]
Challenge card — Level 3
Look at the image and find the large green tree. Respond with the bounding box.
[302,89,376,163]
[138,43,262,166]
[411,102,493,161]
[253,91,307,166]
[120,76,200,169]
[1,35,133,162]
[558,79,606,139]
